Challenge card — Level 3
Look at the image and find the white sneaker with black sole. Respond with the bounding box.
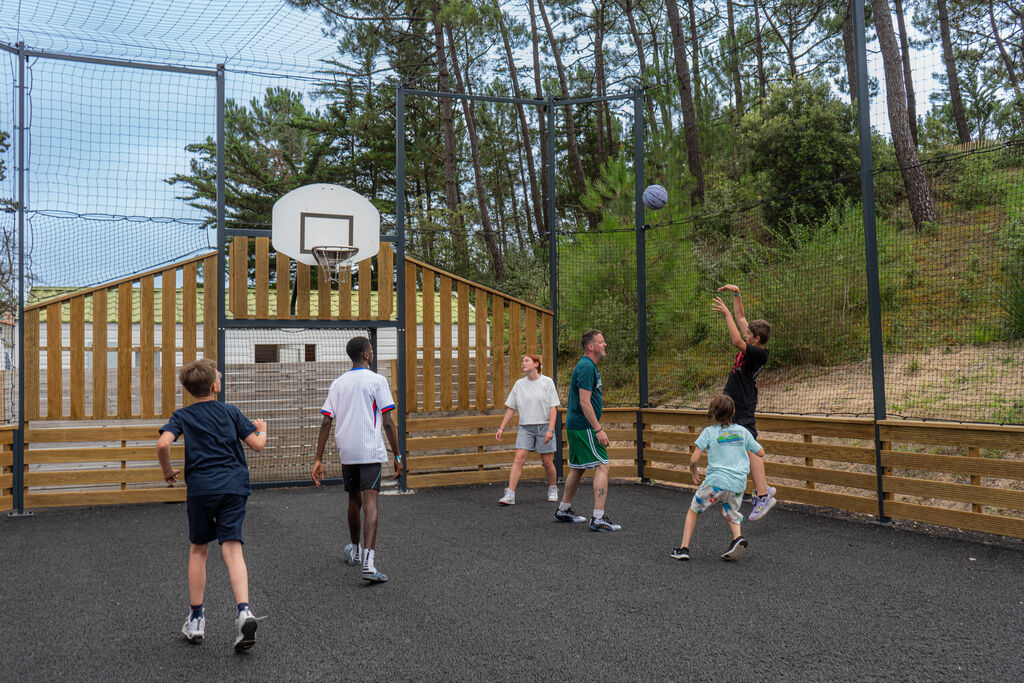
[234,608,258,652]
[721,536,748,561]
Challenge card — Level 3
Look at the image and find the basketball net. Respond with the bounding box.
[312,245,357,287]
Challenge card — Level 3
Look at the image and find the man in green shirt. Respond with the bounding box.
[554,329,622,531]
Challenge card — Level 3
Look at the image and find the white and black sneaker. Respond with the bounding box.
[554,507,587,523]
[234,608,258,652]
[588,515,622,532]
[670,547,690,561]
[721,536,748,561]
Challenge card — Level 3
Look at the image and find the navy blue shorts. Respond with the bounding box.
[186,494,247,545]
[342,463,382,493]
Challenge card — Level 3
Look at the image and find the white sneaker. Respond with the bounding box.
[547,485,559,502]
[498,488,515,506]
[234,608,258,652]
[181,613,205,642]
[343,542,360,566]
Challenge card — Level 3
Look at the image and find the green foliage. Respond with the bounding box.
[738,78,859,233]
[1000,271,1024,340]
[951,153,1007,210]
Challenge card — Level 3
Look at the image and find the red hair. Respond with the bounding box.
[524,354,542,372]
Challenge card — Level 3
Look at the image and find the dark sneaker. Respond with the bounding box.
[670,547,690,561]
[588,515,622,532]
[721,536,748,561]
[554,507,586,523]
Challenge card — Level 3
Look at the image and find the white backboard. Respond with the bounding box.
[271,184,381,266]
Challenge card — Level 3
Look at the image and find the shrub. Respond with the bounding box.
[951,152,1006,209]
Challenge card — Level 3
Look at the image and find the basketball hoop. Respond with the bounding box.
[312,245,358,285]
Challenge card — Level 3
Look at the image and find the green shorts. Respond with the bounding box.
[567,428,609,469]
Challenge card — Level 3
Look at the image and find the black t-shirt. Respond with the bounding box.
[159,401,256,497]
[723,344,768,422]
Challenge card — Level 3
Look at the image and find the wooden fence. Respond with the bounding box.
[0,425,13,512]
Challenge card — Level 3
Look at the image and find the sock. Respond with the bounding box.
[237,602,249,615]
[190,604,204,619]
[363,549,375,572]
[558,502,571,512]
[593,509,604,519]
[356,543,362,563]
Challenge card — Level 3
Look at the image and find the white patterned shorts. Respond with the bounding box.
[689,482,745,524]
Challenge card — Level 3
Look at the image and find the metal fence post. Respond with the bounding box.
[215,64,227,399]
[852,3,890,525]
[633,86,648,482]
[395,84,408,491]
[547,97,562,480]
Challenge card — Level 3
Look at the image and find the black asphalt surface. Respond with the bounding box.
[3,482,1023,682]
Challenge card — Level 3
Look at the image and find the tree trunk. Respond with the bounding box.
[989,0,1023,99]
[754,0,767,101]
[937,0,971,144]
[528,0,550,234]
[893,0,919,147]
[842,0,858,105]
[870,0,938,230]
[497,1,545,243]
[594,4,608,167]
[666,0,705,204]
[648,17,673,133]
[433,5,466,270]
[727,0,744,115]
[621,0,658,134]
[687,0,701,107]
[446,27,506,282]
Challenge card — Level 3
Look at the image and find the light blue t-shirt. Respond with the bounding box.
[694,424,761,494]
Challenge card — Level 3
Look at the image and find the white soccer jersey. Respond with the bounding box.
[321,368,396,464]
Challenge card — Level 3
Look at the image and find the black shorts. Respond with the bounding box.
[737,418,758,440]
[187,493,247,545]
[342,463,383,493]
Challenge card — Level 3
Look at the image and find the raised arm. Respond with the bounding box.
[713,296,747,351]
[242,418,267,452]
[717,284,750,338]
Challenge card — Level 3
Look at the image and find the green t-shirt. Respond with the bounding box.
[567,356,602,430]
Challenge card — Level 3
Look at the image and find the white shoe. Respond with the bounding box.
[234,608,258,652]
[547,485,559,502]
[181,613,205,642]
[344,542,360,566]
[498,488,515,506]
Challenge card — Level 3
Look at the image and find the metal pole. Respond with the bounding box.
[10,43,30,517]
[547,97,562,480]
[215,65,226,400]
[369,327,378,372]
[395,84,408,491]
[633,87,648,482]
[852,3,889,524]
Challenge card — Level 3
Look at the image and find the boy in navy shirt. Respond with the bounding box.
[157,358,267,651]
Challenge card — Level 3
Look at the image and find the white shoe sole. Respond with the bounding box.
[498,500,514,506]
[181,629,203,643]
[721,542,748,561]
[749,497,777,521]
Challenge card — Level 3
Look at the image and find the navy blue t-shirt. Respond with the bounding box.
[159,401,255,497]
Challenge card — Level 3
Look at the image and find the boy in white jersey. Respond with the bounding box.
[671,395,764,562]
[312,336,403,582]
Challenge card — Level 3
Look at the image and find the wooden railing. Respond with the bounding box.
[0,425,13,512]
[403,256,553,413]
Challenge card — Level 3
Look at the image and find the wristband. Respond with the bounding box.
[732,292,741,297]
[255,431,265,436]
[394,453,403,463]
[596,427,604,433]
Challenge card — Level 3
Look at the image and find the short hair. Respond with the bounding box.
[347,336,372,362]
[707,394,736,427]
[749,319,771,344]
[581,329,603,350]
[180,358,218,399]
[524,353,542,372]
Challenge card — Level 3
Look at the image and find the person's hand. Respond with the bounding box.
[717,284,740,295]
[393,456,404,480]
[495,427,504,442]
[544,429,554,444]
[252,418,267,432]
[711,297,730,316]
[691,470,702,486]
[163,468,180,486]
[311,460,324,487]
[596,428,610,446]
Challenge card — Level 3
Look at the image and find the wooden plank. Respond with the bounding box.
[359,258,372,319]
[408,450,522,471]
[405,262,418,410]
[754,414,876,439]
[276,253,291,320]
[408,433,520,451]
[26,445,183,464]
[508,303,520,392]
[26,425,164,443]
[378,242,394,319]
[768,462,877,491]
[439,276,453,410]
[879,420,1024,450]
[642,430,698,448]
[492,297,504,408]
[161,270,177,417]
[772,484,879,515]
[475,288,488,409]
[256,236,270,318]
[408,414,513,431]
[317,265,331,320]
[46,301,62,419]
[408,464,635,489]
[422,272,435,411]
[337,256,351,320]
[181,261,197,363]
[883,474,1024,509]
[24,308,39,420]
[541,313,553,379]
[24,488,187,508]
[90,293,106,419]
[139,276,155,418]
[69,296,85,420]
[885,500,1024,538]
[296,262,310,319]
[524,306,537,354]
[230,237,247,318]
[969,446,982,513]
[457,280,470,411]
[641,448,695,466]
[117,283,132,418]
[25,468,173,487]
[403,256,552,315]
[759,439,876,465]
[203,256,218,362]
[881,450,1024,479]
[640,410,709,428]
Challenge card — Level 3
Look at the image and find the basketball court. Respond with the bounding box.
[3,483,1022,680]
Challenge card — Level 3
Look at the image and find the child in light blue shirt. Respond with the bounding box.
[671,395,765,561]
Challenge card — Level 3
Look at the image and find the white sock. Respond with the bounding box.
[558,502,571,511]
[593,509,604,519]
[363,549,375,572]
[356,543,362,563]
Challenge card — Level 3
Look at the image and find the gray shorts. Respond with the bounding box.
[514,424,557,454]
